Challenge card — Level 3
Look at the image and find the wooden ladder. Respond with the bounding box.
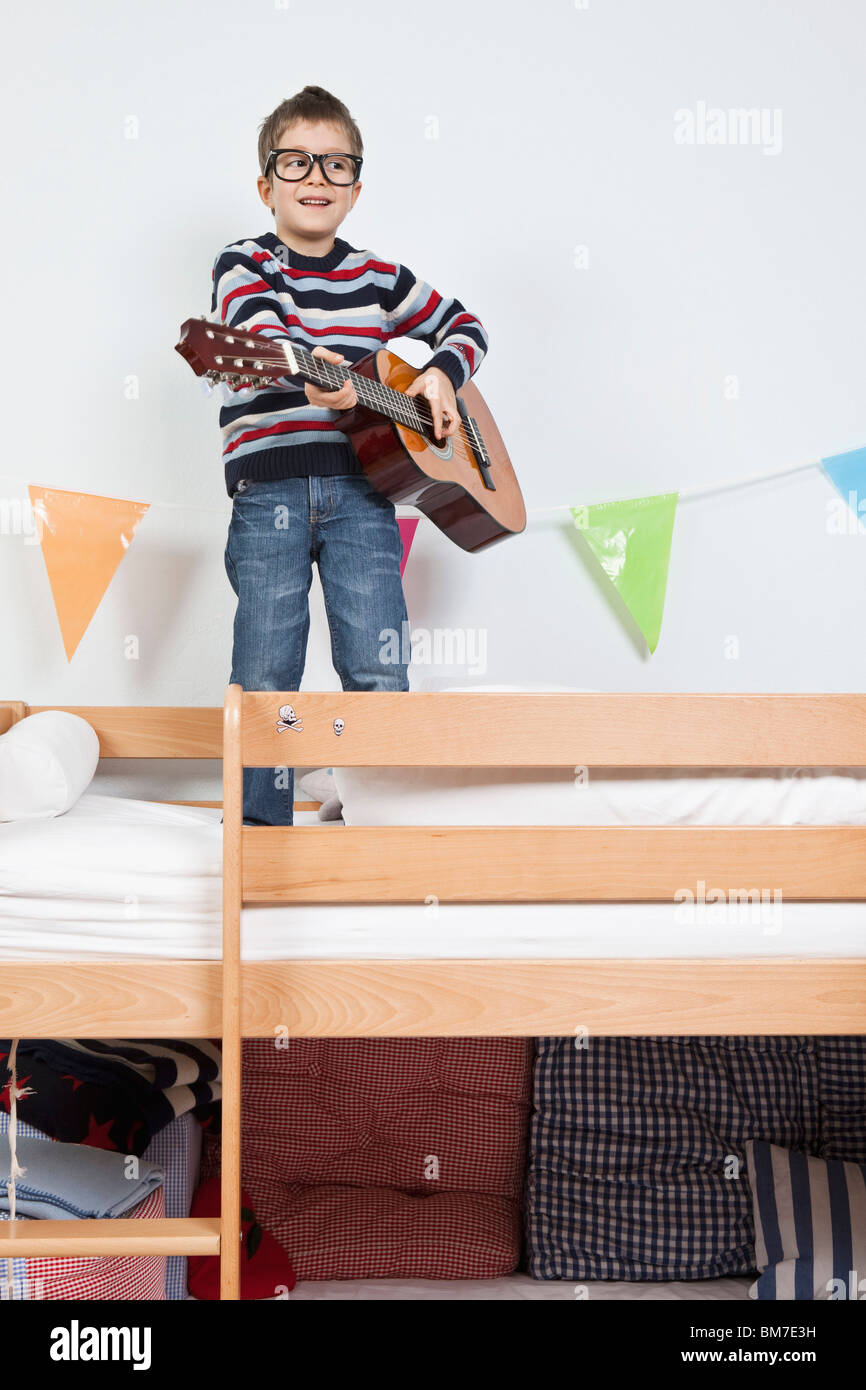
[0,692,244,1300]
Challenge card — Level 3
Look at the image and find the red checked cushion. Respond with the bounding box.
[257,1186,522,1281]
[6,1186,167,1300]
[201,1037,533,1281]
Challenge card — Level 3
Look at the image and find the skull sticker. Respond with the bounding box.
[276,704,304,733]
[333,718,345,736]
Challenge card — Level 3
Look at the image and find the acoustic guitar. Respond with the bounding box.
[175,317,526,553]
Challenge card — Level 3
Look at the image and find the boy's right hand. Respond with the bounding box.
[304,346,358,410]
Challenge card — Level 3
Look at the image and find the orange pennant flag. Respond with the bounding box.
[28,486,150,661]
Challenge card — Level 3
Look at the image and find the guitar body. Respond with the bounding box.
[337,349,526,553]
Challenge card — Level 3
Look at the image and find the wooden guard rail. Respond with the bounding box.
[1,691,864,1298]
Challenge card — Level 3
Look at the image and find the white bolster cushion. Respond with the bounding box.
[0,711,100,821]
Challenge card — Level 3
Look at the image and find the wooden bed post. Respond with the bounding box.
[0,702,29,734]
[220,684,243,1300]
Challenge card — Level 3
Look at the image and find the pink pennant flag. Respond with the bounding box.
[398,518,419,577]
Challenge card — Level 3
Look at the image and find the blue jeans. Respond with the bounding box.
[224,474,410,825]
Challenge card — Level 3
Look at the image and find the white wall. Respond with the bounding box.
[2,0,864,798]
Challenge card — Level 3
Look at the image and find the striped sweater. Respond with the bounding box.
[209,231,489,497]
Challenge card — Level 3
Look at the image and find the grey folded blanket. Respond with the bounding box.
[0,1135,165,1220]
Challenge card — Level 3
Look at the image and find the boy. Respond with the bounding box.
[212,85,489,824]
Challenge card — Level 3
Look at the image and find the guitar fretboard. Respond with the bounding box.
[289,342,433,434]
[217,327,443,438]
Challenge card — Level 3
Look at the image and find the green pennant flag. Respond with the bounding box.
[569,492,678,654]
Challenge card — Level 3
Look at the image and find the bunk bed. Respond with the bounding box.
[0,689,864,1300]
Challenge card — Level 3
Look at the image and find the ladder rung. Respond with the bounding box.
[0,1216,221,1257]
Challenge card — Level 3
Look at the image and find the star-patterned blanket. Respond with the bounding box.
[0,1039,221,1157]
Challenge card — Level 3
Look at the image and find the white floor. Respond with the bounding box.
[280,1273,755,1301]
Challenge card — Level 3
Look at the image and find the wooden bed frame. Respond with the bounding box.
[0,688,864,1300]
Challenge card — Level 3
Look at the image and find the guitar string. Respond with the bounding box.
[217,337,478,450]
[213,325,469,432]
[225,363,478,451]
[305,360,478,450]
[217,331,426,415]
[280,357,476,449]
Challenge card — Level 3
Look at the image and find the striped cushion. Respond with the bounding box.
[746,1139,866,1300]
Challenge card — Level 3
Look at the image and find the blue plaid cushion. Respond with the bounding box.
[526,1035,820,1281]
[815,1036,866,1164]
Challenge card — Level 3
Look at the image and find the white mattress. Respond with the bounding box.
[1,794,864,962]
[285,1274,755,1301]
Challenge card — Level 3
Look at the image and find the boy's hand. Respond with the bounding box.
[405,367,459,442]
[304,346,358,410]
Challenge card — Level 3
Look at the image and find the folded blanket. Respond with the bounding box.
[0,1039,221,1157]
[0,1135,165,1220]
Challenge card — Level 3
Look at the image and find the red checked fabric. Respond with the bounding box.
[7,1186,167,1300]
[200,1037,534,1281]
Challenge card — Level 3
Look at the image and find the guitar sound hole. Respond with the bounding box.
[426,434,454,460]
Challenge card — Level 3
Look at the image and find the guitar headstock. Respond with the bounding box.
[174,316,299,389]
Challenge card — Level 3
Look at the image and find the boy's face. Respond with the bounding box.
[258,118,362,252]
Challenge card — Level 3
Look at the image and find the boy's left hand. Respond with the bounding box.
[405,367,459,442]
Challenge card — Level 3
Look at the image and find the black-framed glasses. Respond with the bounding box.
[264,148,363,186]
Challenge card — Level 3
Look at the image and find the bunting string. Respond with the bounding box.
[0,452,829,518]
[2,444,861,659]
[526,455,822,515]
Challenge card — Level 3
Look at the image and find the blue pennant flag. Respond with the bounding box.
[820,446,866,529]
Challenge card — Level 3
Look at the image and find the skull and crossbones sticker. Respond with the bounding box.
[276,704,304,733]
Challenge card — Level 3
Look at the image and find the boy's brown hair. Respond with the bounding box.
[258,84,363,185]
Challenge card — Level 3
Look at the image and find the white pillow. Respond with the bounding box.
[297,768,345,822]
[0,711,100,821]
[331,685,866,827]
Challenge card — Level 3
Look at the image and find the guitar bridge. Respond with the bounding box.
[455,396,496,491]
